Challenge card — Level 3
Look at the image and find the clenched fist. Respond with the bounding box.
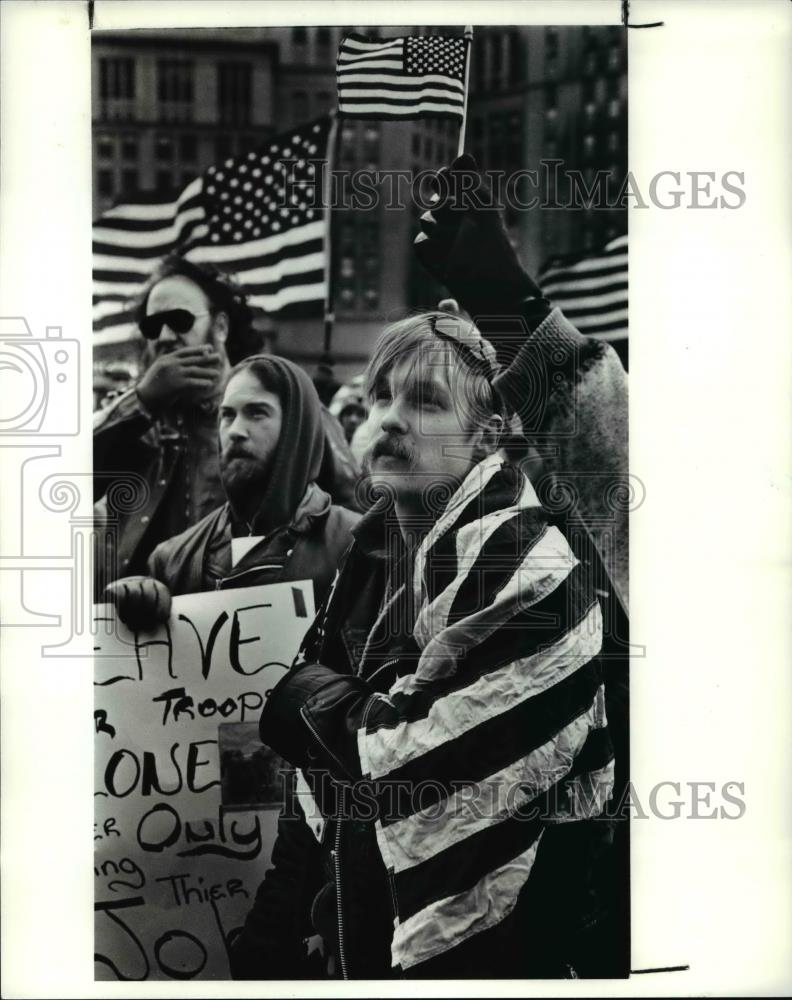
[103,576,172,632]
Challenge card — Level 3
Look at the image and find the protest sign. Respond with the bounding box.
[94,580,314,981]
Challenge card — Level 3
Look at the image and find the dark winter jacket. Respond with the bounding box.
[147,484,357,601]
[253,456,627,979]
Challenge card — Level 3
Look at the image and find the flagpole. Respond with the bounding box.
[457,26,474,157]
[322,110,339,359]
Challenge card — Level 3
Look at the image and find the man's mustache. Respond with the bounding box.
[221,446,257,463]
[370,435,414,463]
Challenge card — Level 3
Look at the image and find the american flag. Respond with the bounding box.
[93,117,331,342]
[337,32,469,120]
[538,233,628,343]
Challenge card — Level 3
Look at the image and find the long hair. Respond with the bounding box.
[135,254,260,364]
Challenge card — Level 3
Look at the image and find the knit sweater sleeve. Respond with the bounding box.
[492,305,629,614]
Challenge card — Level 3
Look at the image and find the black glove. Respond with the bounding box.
[414,153,542,320]
[103,576,172,632]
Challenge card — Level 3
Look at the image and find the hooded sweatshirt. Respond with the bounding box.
[241,355,327,537]
[147,356,359,599]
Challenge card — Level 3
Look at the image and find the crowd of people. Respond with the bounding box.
[96,155,629,980]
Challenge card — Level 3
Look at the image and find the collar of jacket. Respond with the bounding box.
[227,480,333,539]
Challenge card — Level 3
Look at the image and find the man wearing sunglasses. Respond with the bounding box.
[94,255,358,594]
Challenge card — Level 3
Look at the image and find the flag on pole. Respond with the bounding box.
[336,32,469,120]
[538,234,628,342]
[93,117,332,342]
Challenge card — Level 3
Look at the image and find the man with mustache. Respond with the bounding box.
[238,309,625,979]
[94,255,359,595]
[104,353,360,624]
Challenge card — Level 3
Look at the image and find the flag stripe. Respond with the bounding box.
[359,605,603,787]
[539,235,628,343]
[337,72,465,91]
[381,696,607,875]
[390,836,543,970]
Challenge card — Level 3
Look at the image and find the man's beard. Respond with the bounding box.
[220,450,271,511]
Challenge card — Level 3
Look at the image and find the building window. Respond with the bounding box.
[545,28,559,60]
[179,134,197,162]
[292,90,310,124]
[97,137,114,159]
[508,29,524,85]
[424,137,434,160]
[489,114,505,165]
[316,27,332,52]
[607,45,623,72]
[608,98,621,119]
[488,34,502,89]
[120,135,137,161]
[363,124,379,163]
[155,169,173,191]
[157,59,194,122]
[98,57,135,119]
[545,107,558,140]
[506,111,521,167]
[155,135,174,162]
[97,169,114,198]
[218,63,252,126]
[583,134,596,158]
[98,57,135,99]
[215,133,233,162]
[292,26,308,46]
[411,132,421,157]
[340,123,357,163]
[121,168,138,194]
[315,91,332,115]
[607,131,620,153]
[473,35,486,91]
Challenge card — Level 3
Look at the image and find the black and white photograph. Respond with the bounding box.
[1,1,790,997]
[89,20,630,981]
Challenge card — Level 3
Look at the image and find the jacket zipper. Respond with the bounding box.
[215,563,283,589]
[364,656,400,684]
[332,822,349,980]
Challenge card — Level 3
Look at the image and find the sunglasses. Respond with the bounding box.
[139,309,210,341]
